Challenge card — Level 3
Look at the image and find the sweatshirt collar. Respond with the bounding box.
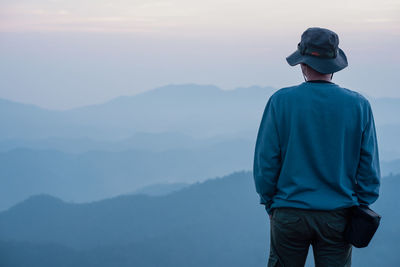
[306,80,334,84]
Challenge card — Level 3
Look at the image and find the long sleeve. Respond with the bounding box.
[253,96,282,215]
[355,100,381,206]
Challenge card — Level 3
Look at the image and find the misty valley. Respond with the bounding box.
[1,84,399,266]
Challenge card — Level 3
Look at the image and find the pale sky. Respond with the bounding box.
[1,0,399,34]
[0,0,399,109]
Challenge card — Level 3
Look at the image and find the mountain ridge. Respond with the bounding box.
[0,171,399,267]
[0,83,276,112]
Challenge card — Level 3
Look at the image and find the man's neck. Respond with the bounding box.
[305,75,333,83]
[307,72,333,82]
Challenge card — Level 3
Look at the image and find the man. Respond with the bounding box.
[253,27,380,267]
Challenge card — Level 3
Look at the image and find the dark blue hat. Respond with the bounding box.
[286,27,348,74]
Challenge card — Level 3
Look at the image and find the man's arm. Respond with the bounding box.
[253,96,282,215]
[355,100,381,206]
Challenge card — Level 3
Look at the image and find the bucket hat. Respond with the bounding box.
[286,27,348,74]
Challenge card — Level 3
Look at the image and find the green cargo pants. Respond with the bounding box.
[268,207,352,267]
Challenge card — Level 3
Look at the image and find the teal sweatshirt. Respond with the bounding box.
[253,81,380,215]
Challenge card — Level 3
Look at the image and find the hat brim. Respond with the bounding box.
[286,48,348,74]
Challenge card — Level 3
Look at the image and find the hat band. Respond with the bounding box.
[298,44,337,59]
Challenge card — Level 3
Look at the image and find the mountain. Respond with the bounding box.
[1,83,400,210]
[0,171,399,267]
[0,137,254,211]
[0,131,251,154]
[0,84,275,140]
[0,171,266,250]
[132,182,190,196]
[1,137,399,212]
[1,84,400,161]
[1,83,399,141]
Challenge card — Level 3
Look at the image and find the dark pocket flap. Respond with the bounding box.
[326,220,347,233]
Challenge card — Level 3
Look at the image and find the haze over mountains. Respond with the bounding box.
[1,83,400,211]
[1,83,400,266]
[1,84,274,140]
[2,83,400,142]
[1,172,399,267]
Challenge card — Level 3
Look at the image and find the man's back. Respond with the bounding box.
[253,27,380,267]
[263,81,380,212]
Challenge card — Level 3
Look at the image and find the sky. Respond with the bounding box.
[0,0,399,109]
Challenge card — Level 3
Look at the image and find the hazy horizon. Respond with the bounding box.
[1,0,399,109]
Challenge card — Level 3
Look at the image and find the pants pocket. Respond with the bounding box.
[272,208,302,225]
[272,208,304,237]
[322,218,348,242]
[326,220,347,233]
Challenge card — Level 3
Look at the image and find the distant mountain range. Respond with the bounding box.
[132,182,190,196]
[1,135,398,212]
[0,131,250,154]
[1,83,399,152]
[0,171,399,267]
[0,138,253,211]
[0,84,275,140]
[1,83,400,211]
